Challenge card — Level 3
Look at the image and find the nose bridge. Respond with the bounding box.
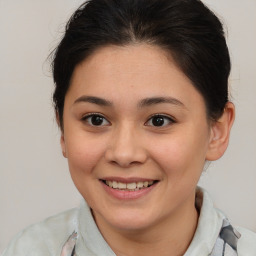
[105,122,147,167]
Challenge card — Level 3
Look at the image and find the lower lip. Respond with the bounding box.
[101,181,158,200]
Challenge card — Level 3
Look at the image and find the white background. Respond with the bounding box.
[0,0,255,253]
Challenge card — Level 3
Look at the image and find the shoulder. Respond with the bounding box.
[2,208,78,256]
[236,226,256,255]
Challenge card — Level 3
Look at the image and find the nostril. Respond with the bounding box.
[113,160,143,168]
[104,136,148,167]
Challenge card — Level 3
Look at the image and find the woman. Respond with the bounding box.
[3,0,256,255]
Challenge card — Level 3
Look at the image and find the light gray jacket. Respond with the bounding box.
[2,188,256,256]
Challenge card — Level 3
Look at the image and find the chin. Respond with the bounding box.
[112,220,152,232]
[102,209,159,232]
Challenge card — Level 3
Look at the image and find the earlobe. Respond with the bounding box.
[206,102,235,161]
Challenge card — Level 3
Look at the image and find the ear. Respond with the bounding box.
[206,102,235,161]
[60,133,67,158]
[56,111,67,158]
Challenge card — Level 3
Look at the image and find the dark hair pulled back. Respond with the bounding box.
[52,0,231,129]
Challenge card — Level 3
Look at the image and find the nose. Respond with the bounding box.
[104,124,148,168]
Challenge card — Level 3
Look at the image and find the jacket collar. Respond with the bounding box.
[75,187,225,256]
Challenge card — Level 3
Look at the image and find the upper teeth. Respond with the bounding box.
[105,180,154,190]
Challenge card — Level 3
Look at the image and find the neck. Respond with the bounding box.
[93,193,199,256]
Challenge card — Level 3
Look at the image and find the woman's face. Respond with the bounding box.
[61,44,213,231]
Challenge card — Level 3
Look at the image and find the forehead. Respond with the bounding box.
[67,44,206,112]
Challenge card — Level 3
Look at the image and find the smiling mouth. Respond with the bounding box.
[101,180,158,191]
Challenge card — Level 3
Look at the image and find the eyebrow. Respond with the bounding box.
[138,97,185,108]
[74,96,112,106]
[73,95,185,108]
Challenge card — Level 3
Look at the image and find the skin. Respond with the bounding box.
[60,44,235,256]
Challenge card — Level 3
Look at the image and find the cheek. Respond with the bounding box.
[149,129,209,178]
[65,137,107,200]
[66,136,106,177]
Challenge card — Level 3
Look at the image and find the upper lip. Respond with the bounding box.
[100,176,158,183]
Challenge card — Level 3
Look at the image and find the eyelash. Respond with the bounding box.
[81,113,176,127]
[81,113,110,126]
[145,114,176,127]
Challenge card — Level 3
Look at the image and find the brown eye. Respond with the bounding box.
[82,114,110,126]
[152,116,165,126]
[146,115,175,127]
